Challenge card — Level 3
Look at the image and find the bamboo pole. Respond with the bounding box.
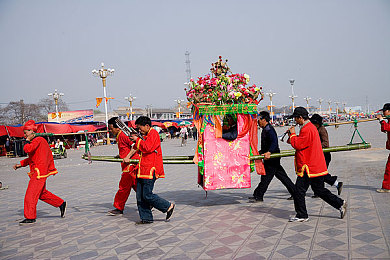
[82,143,371,164]
[324,116,389,127]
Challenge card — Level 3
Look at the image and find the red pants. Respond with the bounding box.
[382,154,390,190]
[25,177,64,219]
[113,170,137,211]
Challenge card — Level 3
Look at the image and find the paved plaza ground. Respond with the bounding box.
[0,121,389,259]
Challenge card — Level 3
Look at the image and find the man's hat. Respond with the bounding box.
[288,106,309,119]
[23,120,37,131]
[379,103,390,112]
[310,114,323,126]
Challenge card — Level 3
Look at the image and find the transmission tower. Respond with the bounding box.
[185,51,191,83]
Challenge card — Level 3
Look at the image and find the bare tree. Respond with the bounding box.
[39,97,69,114]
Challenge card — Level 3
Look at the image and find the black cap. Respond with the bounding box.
[310,114,323,126]
[379,103,390,112]
[288,106,309,119]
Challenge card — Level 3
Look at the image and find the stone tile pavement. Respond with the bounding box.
[0,122,389,259]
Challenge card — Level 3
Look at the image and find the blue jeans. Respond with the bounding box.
[136,177,170,221]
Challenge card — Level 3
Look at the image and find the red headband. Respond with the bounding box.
[23,120,37,131]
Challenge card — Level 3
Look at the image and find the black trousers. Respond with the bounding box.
[294,173,343,218]
[253,162,295,199]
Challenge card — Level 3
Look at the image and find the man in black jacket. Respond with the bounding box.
[249,111,296,202]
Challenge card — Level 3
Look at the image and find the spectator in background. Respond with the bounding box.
[192,126,197,140]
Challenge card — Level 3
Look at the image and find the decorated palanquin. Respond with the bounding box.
[186,57,265,191]
[192,104,265,190]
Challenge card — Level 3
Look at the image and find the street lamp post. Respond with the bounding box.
[288,79,297,112]
[342,102,347,115]
[48,89,64,122]
[175,99,184,119]
[304,96,311,111]
[266,90,276,123]
[327,100,332,115]
[92,62,115,144]
[124,94,136,121]
[334,101,340,115]
[317,98,323,113]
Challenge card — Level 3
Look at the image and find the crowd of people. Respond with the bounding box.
[7,102,390,226]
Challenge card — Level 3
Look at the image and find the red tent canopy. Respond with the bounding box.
[6,126,24,138]
[0,126,8,136]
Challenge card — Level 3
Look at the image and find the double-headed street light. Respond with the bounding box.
[317,98,323,113]
[92,62,115,144]
[327,100,332,115]
[175,99,184,119]
[266,90,276,123]
[124,94,136,121]
[289,79,297,112]
[48,89,64,122]
[304,96,311,111]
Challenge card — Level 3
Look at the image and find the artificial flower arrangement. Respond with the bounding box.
[185,57,264,105]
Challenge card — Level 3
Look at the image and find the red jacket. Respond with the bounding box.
[116,130,139,173]
[380,119,390,150]
[20,137,58,179]
[135,128,164,179]
[289,121,328,178]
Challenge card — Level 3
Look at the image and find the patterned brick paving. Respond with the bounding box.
[0,122,389,259]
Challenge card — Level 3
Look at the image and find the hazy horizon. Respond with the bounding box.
[1,0,389,113]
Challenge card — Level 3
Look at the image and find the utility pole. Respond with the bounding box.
[304,96,311,112]
[317,98,323,113]
[288,79,297,112]
[48,89,64,122]
[92,62,115,144]
[20,99,25,125]
[124,94,136,121]
[266,90,276,123]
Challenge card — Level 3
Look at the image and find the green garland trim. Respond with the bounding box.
[197,103,258,115]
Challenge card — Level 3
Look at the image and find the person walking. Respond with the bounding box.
[249,111,295,202]
[106,117,139,215]
[13,120,66,225]
[129,116,175,224]
[310,114,343,197]
[376,103,390,193]
[287,107,346,222]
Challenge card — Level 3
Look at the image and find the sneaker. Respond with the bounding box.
[135,220,153,225]
[286,196,294,201]
[19,219,36,225]
[107,208,123,216]
[288,216,309,222]
[339,200,347,219]
[248,196,263,203]
[376,188,390,193]
[337,182,343,195]
[59,201,66,218]
[166,203,175,220]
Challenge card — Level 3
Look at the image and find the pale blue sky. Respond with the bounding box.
[0,0,389,112]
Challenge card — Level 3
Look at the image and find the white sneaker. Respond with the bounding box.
[339,200,347,219]
[289,216,309,222]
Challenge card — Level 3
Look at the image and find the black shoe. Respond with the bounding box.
[248,196,263,203]
[337,182,343,195]
[339,200,347,219]
[287,196,294,200]
[107,208,123,216]
[135,220,153,225]
[312,195,319,198]
[59,201,66,218]
[19,219,36,225]
[166,203,175,220]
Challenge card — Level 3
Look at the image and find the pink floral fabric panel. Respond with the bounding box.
[203,114,251,190]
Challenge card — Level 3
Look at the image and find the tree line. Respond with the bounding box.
[0,98,69,125]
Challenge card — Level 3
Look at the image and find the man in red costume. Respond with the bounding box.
[129,116,175,224]
[376,103,390,193]
[13,120,66,225]
[287,107,346,222]
[107,117,139,215]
